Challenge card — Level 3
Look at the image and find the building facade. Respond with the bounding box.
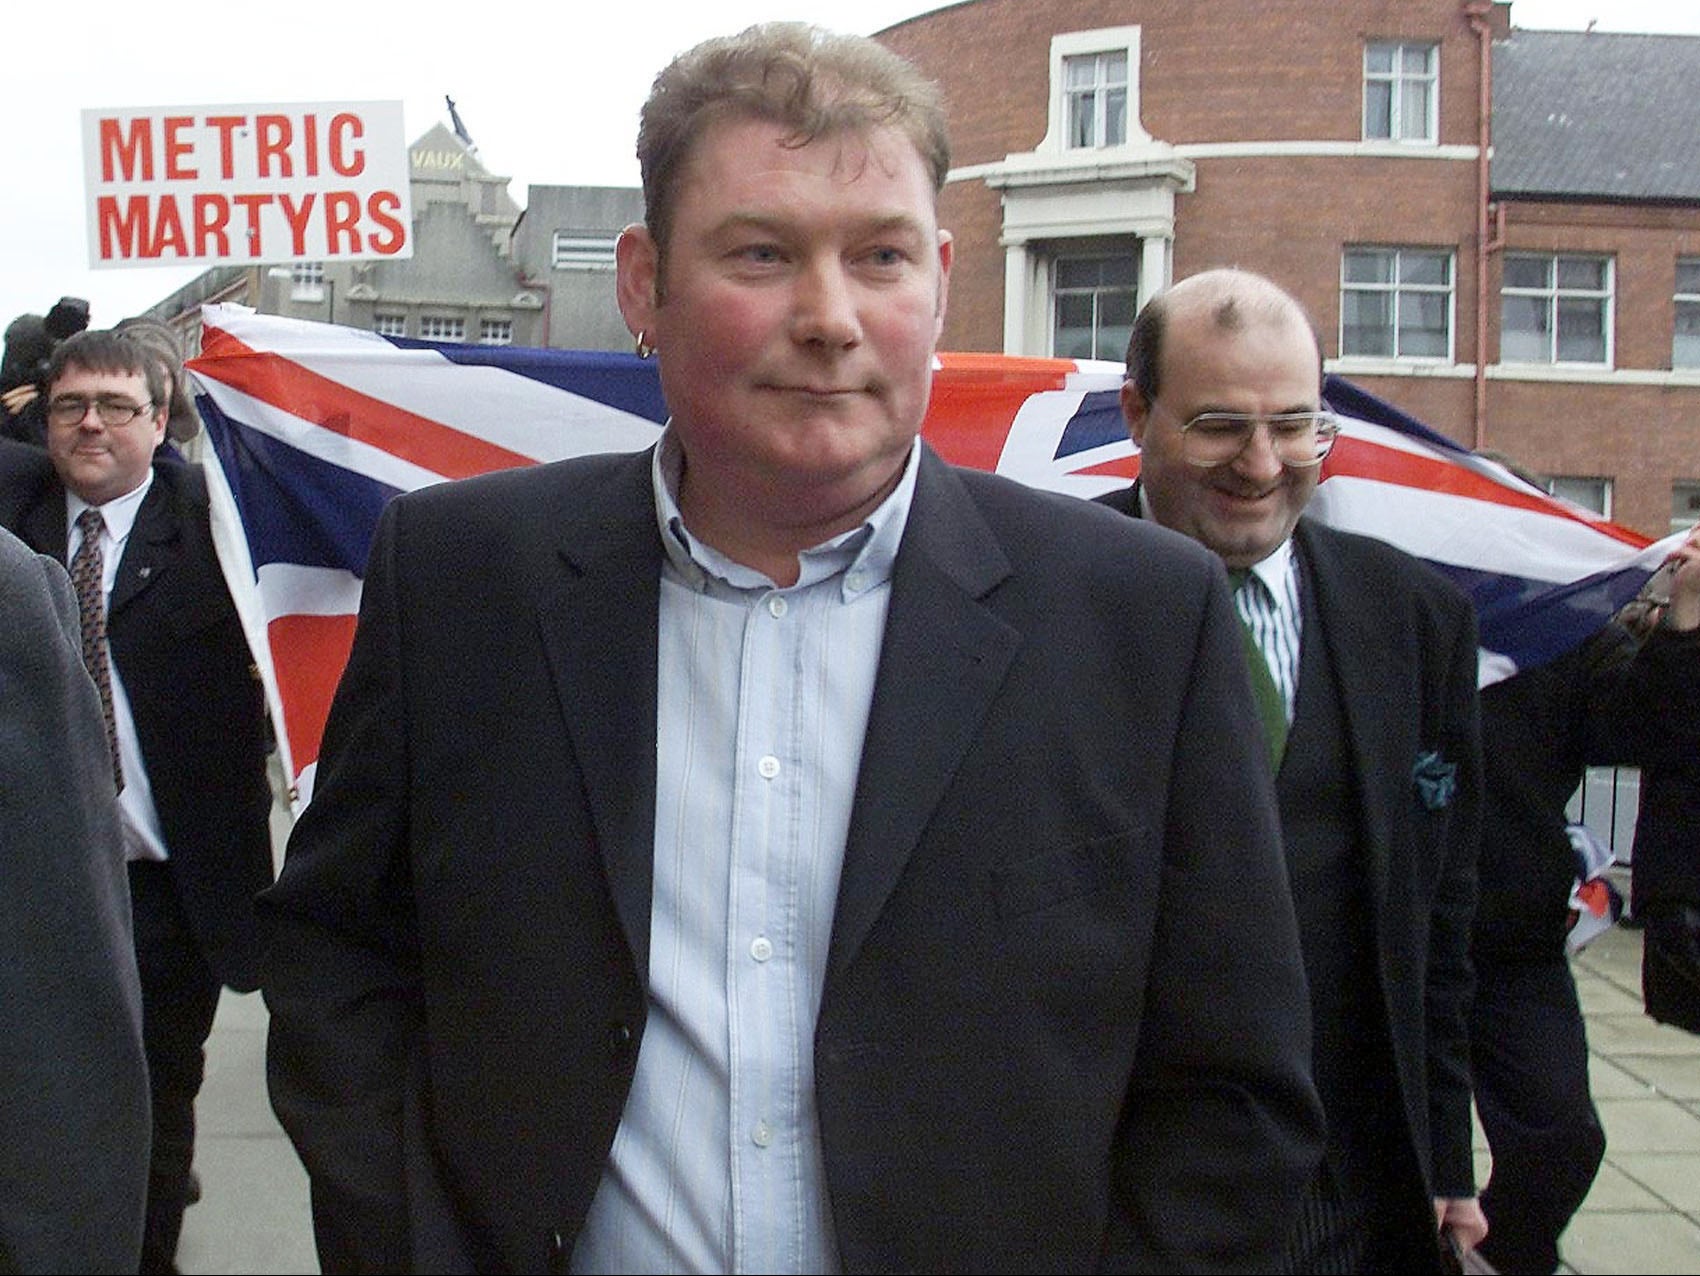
[256,122,544,349]
[877,0,1700,538]
[510,185,645,352]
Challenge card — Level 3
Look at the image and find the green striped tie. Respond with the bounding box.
[1228,569,1288,770]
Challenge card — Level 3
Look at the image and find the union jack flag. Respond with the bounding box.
[185,304,1681,807]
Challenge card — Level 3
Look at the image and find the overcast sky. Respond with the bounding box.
[5,0,1697,334]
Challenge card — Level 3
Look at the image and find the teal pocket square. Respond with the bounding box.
[1413,751,1457,811]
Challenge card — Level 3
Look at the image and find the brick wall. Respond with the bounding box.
[879,0,1700,539]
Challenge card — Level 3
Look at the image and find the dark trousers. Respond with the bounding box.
[1471,957,1606,1274]
[130,862,223,1275]
[1282,1154,1444,1274]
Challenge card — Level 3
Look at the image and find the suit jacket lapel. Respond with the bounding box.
[534,451,663,977]
[109,473,176,617]
[1106,498,1399,898]
[23,464,179,617]
[1293,521,1394,905]
[828,450,1021,980]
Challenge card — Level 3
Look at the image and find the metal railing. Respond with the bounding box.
[1568,766,1641,863]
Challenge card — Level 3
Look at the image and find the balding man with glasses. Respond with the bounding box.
[1097,268,1488,1275]
[0,328,273,1274]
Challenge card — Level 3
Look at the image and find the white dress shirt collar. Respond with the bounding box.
[65,468,154,549]
[651,425,918,598]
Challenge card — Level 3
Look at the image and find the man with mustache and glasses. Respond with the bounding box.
[1100,268,1487,1274]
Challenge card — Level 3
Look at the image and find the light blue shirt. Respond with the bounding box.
[570,429,919,1275]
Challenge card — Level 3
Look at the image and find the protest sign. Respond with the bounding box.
[83,101,413,268]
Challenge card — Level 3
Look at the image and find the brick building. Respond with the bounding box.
[876,0,1700,538]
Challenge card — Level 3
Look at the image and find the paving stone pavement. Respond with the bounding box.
[176,897,1700,1273]
[1545,922,1700,1275]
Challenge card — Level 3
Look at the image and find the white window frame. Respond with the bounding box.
[1043,28,1147,154]
[1500,253,1614,367]
[290,261,325,301]
[1050,246,1138,360]
[1340,247,1455,361]
[372,313,407,338]
[1675,258,1700,370]
[1673,482,1700,534]
[552,231,618,271]
[1547,476,1612,519]
[418,316,466,342]
[1363,41,1438,144]
[1063,50,1128,150]
[478,318,513,346]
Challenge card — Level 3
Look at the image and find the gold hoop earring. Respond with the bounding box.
[635,330,655,359]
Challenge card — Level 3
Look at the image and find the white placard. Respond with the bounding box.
[82,101,414,269]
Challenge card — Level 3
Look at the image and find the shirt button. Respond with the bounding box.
[752,1121,773,1147]
[750,936,773,962]
[846,570,867,592]
[758,755,780,779]
[767,595,788,618]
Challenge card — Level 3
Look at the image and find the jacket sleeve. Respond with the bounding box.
[259,497,425,1273]
[1585,622,1700,766]
[1425,588,1485,1199]
[1105,566,1326,1272]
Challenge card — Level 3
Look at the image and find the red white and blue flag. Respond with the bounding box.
[185,304,1681,807]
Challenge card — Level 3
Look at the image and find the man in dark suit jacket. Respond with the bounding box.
[0,524,150,1273]
[1632,745,1700,1037]
[1620,540,1700,1041]
[260,23,1325,1274]
[1468,528,1700,1275]
[1098,268,1486,1273]
[0,329,274,1273]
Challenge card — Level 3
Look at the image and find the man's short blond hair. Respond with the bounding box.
[635,22,950,267]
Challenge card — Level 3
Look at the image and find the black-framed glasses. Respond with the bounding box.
[46,396,155,428]
[1155,401,1340,469]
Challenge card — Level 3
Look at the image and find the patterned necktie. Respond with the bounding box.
[1228,569,1289,770]
[70,507,123,791]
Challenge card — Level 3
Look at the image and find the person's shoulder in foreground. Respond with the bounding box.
[0,524,149,1274]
